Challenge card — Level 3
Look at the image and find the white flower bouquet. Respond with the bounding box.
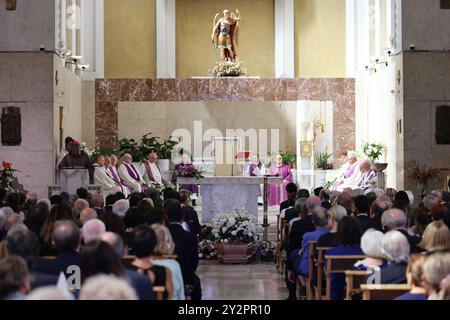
[208,59,247,77]
[209,209,263,244]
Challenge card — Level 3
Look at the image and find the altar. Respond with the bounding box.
[177,176,283,223]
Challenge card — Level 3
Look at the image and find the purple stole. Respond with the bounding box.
[344,162,359,179]
[358,169,377,188]
[144,161,165,184]
[125,163,140,182]
[108,166,131,193]
[248,162,263,177]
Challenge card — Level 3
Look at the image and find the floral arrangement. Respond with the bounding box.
[256,241,277,262]
[210,209,263,244]
[362,142,385,163]
[174,165,204,179]
[198,240,218,260]
[0,161,19,190]
[406,160,442,192]
[209,59,247,77]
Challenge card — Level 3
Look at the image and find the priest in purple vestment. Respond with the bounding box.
[268,154,293,206]
[332,151,361,191]
[172,154,199,193]
[118,153,146,192]
[356,159,377,191]
[245,154,266,177]
[107,154,131,197]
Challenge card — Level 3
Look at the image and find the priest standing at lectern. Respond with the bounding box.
[268,154,293,206]
[58,140,94,182]
[118,153,146,192]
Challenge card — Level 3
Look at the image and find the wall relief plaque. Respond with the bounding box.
[1,107,22,146]
[436,105,450,145]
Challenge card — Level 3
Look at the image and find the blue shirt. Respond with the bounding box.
[326,245,364,300]
[395,292,428,300]
[299,227,330,277]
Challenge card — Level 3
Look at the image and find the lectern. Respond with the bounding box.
[59,168,90,195]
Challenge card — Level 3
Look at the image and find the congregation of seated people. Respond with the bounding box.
[0,184,201,301]
[279,181,450,300]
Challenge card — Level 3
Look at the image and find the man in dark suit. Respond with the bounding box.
[36,220,80,278]
[167,201,202,300]
[283,189,310,222]
[279,183,298,213]
[179,190,202,235]
[382,209,421,253]
[0,187,6,208]
[5,227,58,289]
[354,195,373,233]
[285,195,320,299]
[101,231,154,300]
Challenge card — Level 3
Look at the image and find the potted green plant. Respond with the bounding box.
[152,136,182,172]
[315,151,333,170]
[118,138,143,163]
[280,151,297,169]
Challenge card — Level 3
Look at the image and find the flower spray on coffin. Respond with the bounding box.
[210,209,263,264]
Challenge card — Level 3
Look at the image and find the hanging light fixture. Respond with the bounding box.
[5,0,17,10]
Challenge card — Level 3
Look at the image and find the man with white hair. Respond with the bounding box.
[26,286,74,300]
[79,275,137,300]
[118,153,146,192]
[100,232,155,300]
[74,199,89,218]
[356,159,377,191]
[81,219,106,243]
[112,199,129,218]
[36,198,51,211]
[378,230,410,284]
[94,155,121,196]
[79,208,97,225]
[381,208,421,252]
[333,151,362,191]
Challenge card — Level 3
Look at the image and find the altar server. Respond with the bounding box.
[118,153,146,192]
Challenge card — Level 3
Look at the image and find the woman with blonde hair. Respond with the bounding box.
[151,223,185,300]
[419,221,450,252]
[395,254,428,300]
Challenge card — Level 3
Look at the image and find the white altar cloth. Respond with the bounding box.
[177,177,283,223]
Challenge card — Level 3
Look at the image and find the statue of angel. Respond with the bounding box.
[211,9,241,61]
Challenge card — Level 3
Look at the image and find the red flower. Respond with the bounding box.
[2,162,12,171]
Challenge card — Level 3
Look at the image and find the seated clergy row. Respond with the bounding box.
[332,151,378,192]
[94,152,167,197]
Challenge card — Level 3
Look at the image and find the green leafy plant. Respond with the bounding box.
[362,142,385,163]
[280,151,297,169]
[315,150,333,170]
[118,133,181,163]
[323,178,337,189]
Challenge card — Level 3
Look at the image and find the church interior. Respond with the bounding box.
[0,0,449,303]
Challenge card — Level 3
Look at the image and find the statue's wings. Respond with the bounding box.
[212,13,220,48]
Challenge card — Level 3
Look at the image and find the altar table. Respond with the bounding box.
[177,176,283,223]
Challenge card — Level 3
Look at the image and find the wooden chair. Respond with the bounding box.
[315,246,332,300]
[153,286,166,300]
[277,217,289,274]
[345,270,372,300]
[360,284,411,300]
[324,255,366,300]
[297,241,317,300]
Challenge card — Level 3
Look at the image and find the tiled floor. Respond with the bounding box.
[196,204,287,300]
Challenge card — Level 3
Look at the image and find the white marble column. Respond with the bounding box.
[156,0,176,78]
[274,0,294,78]
[80,0,104,80]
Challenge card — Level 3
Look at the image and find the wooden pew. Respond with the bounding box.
[315,246,332,300]
[324,255,366,300]
[345,270,372,300]
[360,284,411,300]
[297,240,316,300]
